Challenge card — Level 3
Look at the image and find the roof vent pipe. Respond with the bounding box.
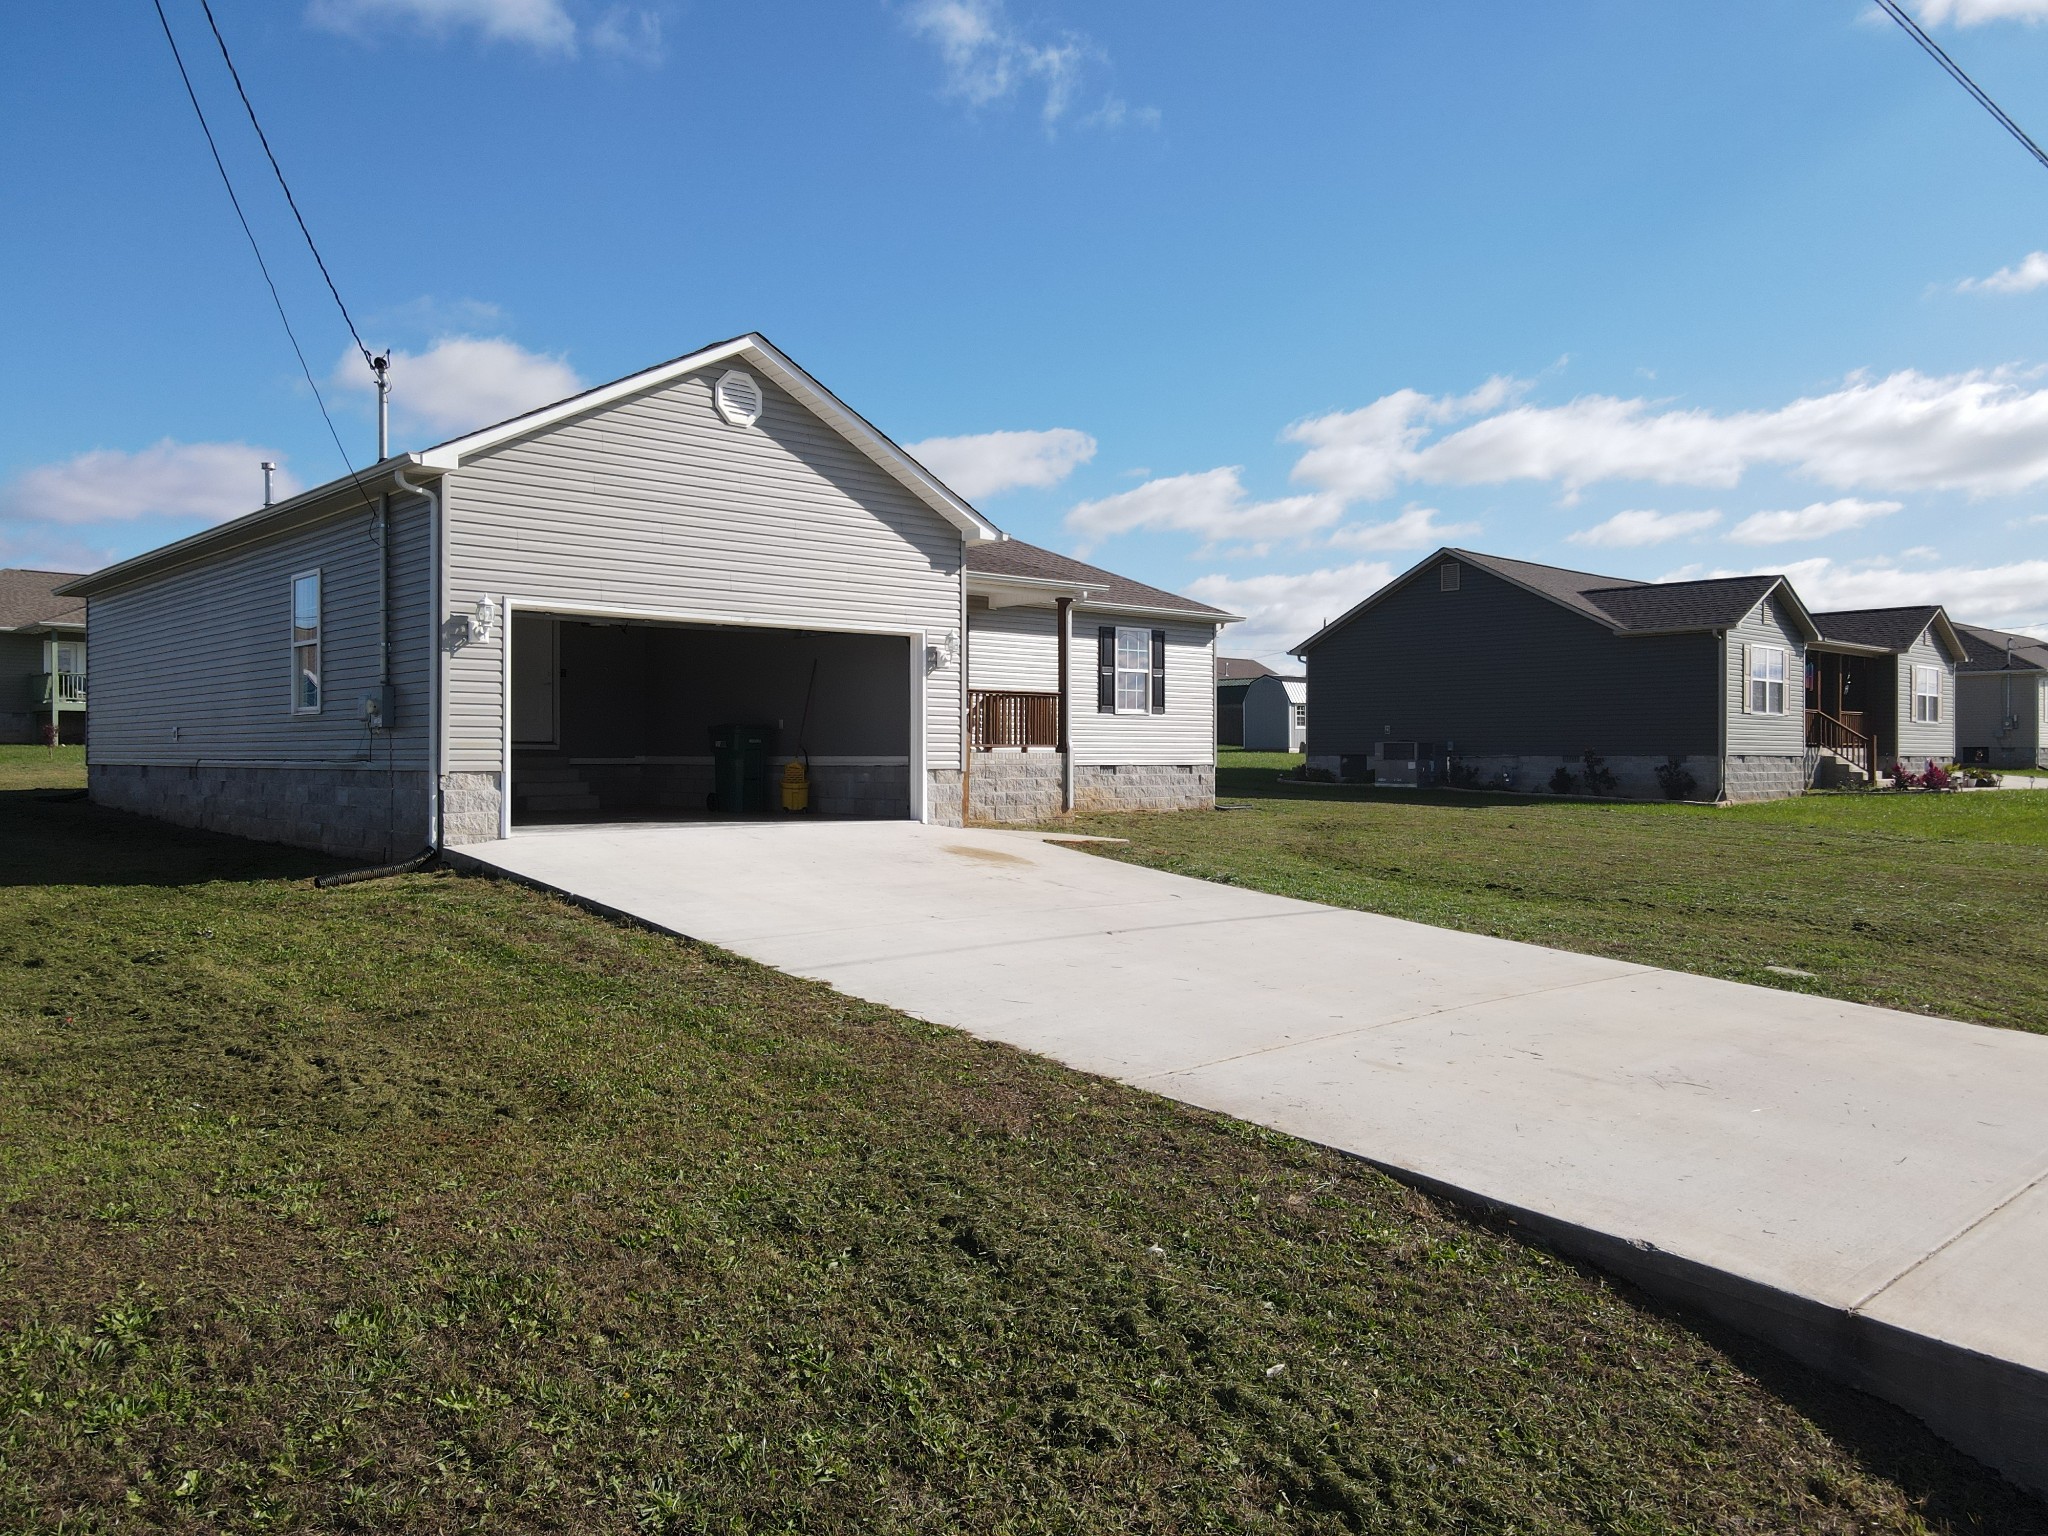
[261,461,276,507]
[372,351,392,459]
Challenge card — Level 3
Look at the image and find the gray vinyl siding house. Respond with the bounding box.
[0,569,88,744]
[65,335,1232,858]
[1292,548,1823,801]
[1954,623,2048,769]
[1806,606,1965,773]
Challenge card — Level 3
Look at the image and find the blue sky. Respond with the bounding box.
[4,0,2047,661]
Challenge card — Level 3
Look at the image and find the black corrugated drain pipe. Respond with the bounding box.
[314,849,437,889]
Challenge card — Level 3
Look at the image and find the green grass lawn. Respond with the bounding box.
[0,741,84,791]
[1077,748,2048,1035]
[1,761,2041,1529]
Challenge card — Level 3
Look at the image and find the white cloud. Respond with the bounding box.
[1567,508,1721,548]
[1914,0,2048,23]
[1727,497,1901,545]
[308,0,578,51]
[1697,554,2048,633]
[589,5,663,61]
[336,335,582,438]
[0,440,299,528]
[1326,505,1480,551]
[901,0,1152,129]
[308,0,661,57]
[1184,561,1397,663]
[1064,467,1339,554]
[1956,252,2048,295]
[906,427,1096,500]
[1285,368,2048,502]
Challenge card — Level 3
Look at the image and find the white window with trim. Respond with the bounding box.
[291,570,322,714]
[1293,702,1307,727]
[1748,644,1786,715]
[1913,664,1941,723]
[1115,626,1152,713]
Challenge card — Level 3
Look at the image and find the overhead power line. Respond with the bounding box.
[195,0,379,375]
[1871,0,2048,175]
[151,0,377,498]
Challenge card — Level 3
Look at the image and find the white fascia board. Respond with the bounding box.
[968,572,1104,609]
[1081,601,1240,625]
[418,333,1001,543]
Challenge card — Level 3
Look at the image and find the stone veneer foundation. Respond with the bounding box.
[1073,762,1214,813]
[1305,751,1817,804]
[91,762,432,861]
[964,752,1065,824]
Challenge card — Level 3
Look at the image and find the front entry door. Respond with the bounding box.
[511,614,559,748]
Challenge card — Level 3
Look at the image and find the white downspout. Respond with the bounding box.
[1716,627,1730,804]
[393,466,443,849]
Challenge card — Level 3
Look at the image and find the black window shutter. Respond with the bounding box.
[1150,629,1167,714]
[1096,627,1116,713]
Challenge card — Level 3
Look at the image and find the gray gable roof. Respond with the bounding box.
[1955,622,2048,674]
[967,539,1230,619]
[1295,546,1812,655]
[1811,606,1944,651]
[1217,657,1279,682]
[0,569,88,631]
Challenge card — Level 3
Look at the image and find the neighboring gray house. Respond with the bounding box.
[1291,547,1824,801]
[1242,673,1307,752]
[1214,656,1277,746]
[0,569,88,745]
[63,335,1232,859]
[1954,622,2048,769]
[1807,607,1964,775]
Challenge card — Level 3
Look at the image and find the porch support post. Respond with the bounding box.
[1057,596,1074,813]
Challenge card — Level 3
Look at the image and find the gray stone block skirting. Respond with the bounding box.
[91,762,432,861]
[1074,762,1214,814]
[442,771,504,846]
[966,752,1065,824]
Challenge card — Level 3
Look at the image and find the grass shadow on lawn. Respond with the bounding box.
[0,790,342,889]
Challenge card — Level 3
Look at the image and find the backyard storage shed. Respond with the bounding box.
[63,335,1233,858]
[1242,673,1307,752]
[0,569,88,744]
[1291,547,1826,801]
[1953,622,2048,769]
[1806,607,1963,776]
[1213,657,1277,746]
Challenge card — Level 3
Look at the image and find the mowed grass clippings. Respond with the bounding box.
[0,783,2041,1531]
[1081,750,2048,1035]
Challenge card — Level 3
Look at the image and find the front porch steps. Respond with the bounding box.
[1812,751,1871,790]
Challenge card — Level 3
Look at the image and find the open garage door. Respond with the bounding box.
[510,612,915,825]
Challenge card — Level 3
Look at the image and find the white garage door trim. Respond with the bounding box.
[495,595,928,838]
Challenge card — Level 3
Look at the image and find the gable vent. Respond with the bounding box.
[714,369,764,428]
[1439,560,1460,592]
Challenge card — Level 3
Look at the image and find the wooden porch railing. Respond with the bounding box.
[969,689,1060,751]
[32,671,86,708]
[1806,708,1872,772]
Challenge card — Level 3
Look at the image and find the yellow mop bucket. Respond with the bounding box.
[781,758,810,812]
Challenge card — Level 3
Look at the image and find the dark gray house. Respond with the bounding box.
[1291,547,1826,801]
[1955,622,2048,769]
[0,569,88,745]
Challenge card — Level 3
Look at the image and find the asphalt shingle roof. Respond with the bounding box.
[1449,550,1788,634]
[967,539,1229,618]
[1954,622,2048,674]
[1216,657,1278,682]
[0,569,87,631]
[1810,606,1944,653]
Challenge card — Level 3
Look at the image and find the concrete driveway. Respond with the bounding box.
[453,818,2048,1496]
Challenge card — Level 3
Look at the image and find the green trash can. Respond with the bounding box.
[710,723,776,813]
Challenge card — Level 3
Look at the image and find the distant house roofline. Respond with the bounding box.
[1290,546,1816,656]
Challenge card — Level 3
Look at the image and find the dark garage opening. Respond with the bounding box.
[510,613,912,825]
